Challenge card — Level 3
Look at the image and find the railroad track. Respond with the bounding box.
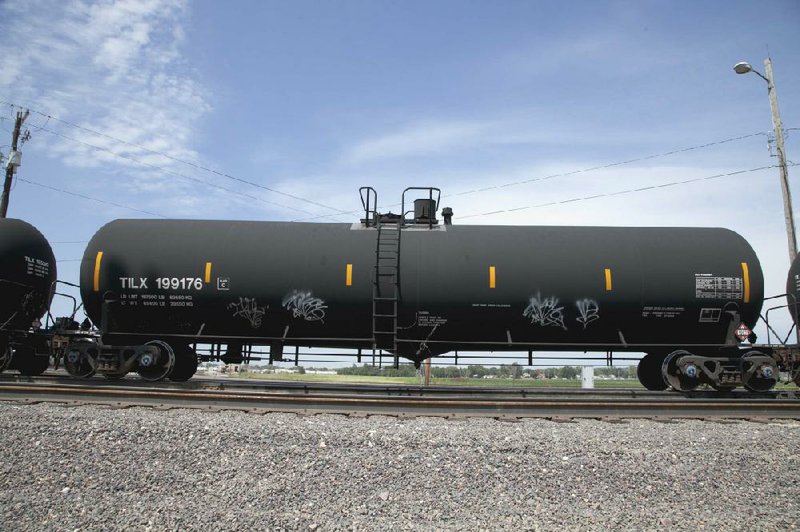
[1,374,799,420]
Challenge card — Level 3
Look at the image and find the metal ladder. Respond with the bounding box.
[372,219,401,366]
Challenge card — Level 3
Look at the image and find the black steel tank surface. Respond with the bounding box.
[0,218,57,331]
[787,254,800,324]
[80,220,763,358]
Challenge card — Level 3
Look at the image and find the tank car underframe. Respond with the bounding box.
[88,328,795,390]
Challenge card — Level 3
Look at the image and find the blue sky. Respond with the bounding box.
[0,0,798,360]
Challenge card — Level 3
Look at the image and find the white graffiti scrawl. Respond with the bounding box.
[523,293,567,330]
[228,297,266,328]
[575,299,600,329]
[282,290,327,322]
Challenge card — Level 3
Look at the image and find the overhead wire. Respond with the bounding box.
[445,132,769,200]
[291,131,772,222]
[2,99,789,223]
[0,99,352,217]
[31,123,353,221]
[458,164,796,220]
[17,177,166,218]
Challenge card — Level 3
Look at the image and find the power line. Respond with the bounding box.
[0,99,351,217]
[32,123,351,221]
[458,164,791,220]
[17,178,166,218]
[290,132,771,222]
[446,132,769,201]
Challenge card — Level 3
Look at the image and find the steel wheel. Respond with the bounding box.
[169,344,198,382]
[14,346,50,376]
[661,350,701,392]
[740,351,778,393]
[637,353,668,391]
[137,340,175,381]
[64,340,97,378]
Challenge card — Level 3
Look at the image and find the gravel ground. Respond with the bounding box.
[1,402,799,531]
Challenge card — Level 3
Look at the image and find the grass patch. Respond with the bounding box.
[235,372,644,388]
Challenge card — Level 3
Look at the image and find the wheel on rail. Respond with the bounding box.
[14,346,51,376]
[740,351,778,393]
[661,350,701,392]
[709,381,737,392]
[637,352,668,391]
[137,340,175,381]
[64,339,98,378]
[169,344,198,382]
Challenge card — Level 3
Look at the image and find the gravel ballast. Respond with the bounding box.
[1,402,798,530]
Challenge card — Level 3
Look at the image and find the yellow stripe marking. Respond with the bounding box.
[204,262,212,284]
[604,268,613,291]
[345,263,353,287]
[93,251,104,292]
[741,262,750,303]
[489,266,496,289]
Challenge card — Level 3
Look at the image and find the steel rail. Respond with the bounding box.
[1,380,799,419]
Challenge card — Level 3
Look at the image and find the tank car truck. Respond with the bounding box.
[55,185,799,391]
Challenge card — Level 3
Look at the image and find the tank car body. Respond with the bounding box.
[787,253,800,324]
[0,218,56,374]
[77,192,766,387]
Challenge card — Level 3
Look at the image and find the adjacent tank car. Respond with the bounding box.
[68,187,781,390]
[0,218,56,375]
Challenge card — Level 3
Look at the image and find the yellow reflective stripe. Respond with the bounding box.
[604,268,613,291]
[489,266,496,289]
[741,262,750,303]
[346,263,353,286]
[93,251,103,292]
[204,262,212,284]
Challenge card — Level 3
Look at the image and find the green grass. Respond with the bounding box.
[235,371,644,388]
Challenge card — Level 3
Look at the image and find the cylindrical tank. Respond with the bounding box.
[786,254,800,324]
[0,218,57,332]
[80,220,763,359]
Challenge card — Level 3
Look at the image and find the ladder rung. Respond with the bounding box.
[374,313,397,318]
[373,297,397,301]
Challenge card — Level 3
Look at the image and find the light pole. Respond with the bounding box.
[734,58,796,264]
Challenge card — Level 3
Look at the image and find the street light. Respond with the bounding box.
[734,58,796,263]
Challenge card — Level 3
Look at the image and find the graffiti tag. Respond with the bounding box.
[282,290,327,322]
[575,299,600,329]
[227,297,266,328]
[523,294,567,330]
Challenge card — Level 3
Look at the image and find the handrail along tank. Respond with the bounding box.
[0,218,56,374]
[77,187,766,389]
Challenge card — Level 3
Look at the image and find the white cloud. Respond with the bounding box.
[344,120,493,165]
[0,0,213,208]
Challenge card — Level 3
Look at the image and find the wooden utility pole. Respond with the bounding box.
[0,109,30,218]
[734,58,795,263]
[763,58,796,264]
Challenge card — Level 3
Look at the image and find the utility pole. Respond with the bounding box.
[734,58,796,263]
[0,109,30,218]
[764,58,796,264]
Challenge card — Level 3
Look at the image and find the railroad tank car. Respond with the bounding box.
[75,189,768,388]
[0,218,56,375]
[787,253,800,324]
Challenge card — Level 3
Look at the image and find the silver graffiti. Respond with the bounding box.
[282,290,327,322]
[523,293,567,330]
[227,297,266,328]
[576,299,600,329]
